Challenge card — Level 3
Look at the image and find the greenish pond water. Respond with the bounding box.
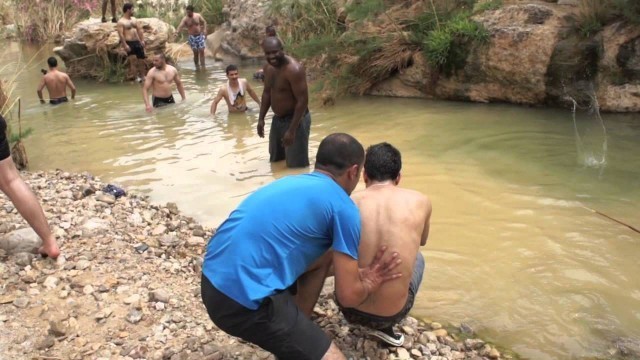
[2,42,639,360]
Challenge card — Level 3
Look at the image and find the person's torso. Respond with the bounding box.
[44,72,68,98]
[121,17,140,41]
[227,80,246,109]
[202,172,359,309]
[266,58,305,116]
[352,186,429,315]
[185,15,202,34]
[150,67,175,96]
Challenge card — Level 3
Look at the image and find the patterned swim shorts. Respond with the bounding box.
[188,33,206,50]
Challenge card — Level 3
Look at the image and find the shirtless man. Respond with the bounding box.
[37,57,76,105]
[258,37,310,168]
[210,65,261,114]
[118,3,146,82]
[142,53,186,112]
[175,5,207,68]
[343,142,432,347]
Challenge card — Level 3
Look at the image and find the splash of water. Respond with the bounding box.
[566,90,608,170]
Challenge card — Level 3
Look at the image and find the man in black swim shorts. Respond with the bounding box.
[152,95,175,108]
[37,57,76,105]
[118,3,147,82]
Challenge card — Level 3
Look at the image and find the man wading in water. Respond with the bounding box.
[175,5,207,69]
[118,3,147,83]
[37,57,76,105]
[210,64,261,114]
[142,53,186,112]
[258,37,311,168]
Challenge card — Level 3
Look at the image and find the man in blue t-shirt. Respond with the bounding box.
[201,133,403,360]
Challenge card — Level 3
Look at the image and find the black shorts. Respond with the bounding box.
[200,275,331,360]
[152,95,175,108]
[0,114,10,161]
[126,41,146,59]
[49,96,68,105]
[268,110,311,168]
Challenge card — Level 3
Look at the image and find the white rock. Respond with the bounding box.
[43,276,59,289]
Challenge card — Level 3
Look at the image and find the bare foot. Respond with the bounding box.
[39,243,60,259]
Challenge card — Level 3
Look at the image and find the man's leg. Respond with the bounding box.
[109,0,116,21]
[101,0,108,21]
[199,48,206,67]
[192,49,199,68]
[0,157,60,258]
[322,343,346,360]
[295,250,332,316]
[284,111,310,168]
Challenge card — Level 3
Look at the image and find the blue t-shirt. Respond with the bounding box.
[202,172,361,310]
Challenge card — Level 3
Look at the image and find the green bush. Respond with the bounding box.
[345,0,385,22]
[424,29,452,66]
[474,0,503,13]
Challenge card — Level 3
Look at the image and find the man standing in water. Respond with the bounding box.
[101,0,116,23]
[118,3,147,82]
[258,37,310,168]
[0,114,60,258]
[37,57,76,105]
[175,5,207,69]
[142,53,186,112]
[201,133,403,360]
[341,142,432,346]
[210,65,261,114]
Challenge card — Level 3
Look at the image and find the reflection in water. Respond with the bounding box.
[2,42,640,360]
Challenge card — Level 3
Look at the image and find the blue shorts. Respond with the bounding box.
[188,33,206,50]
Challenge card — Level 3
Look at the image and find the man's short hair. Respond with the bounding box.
[47,57,57,68]
[225,64,238,75]
[266,25,276,35]
[262,36,283,50]
[186,5,194,11]
[123,3,133,13]
[155,52,166,60]
[315,133,364,176]
[364,142,402,182]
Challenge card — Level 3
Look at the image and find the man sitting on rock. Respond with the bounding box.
[210,64,261,114]
[0,114,60,258]
[340,142,432,347]
[37,57,76,105]
[201,133,403,360]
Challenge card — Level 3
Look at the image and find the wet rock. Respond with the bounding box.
[433,328,448,338]
[489,347,501,359]
[459,322,474,334]
[430,322,442,330]
[0,228,41,255]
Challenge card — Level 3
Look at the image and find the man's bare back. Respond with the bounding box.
[37,58,76,103]
[352,185,431,316]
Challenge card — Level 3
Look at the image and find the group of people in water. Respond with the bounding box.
[6,3,434,360]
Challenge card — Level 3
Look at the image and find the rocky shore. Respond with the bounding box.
[0,170,507,360]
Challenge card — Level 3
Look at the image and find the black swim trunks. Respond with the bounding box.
[0,114,10,161]
[269,110,311,168]
[49,96,68,105]
[126,40,146,59]
[201,275,331,360]
[152,95,175,108]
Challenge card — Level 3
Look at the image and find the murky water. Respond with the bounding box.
[2,42,639,359]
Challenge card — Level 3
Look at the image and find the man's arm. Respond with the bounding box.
[117,22,129,50]
[135,19,145,47]
[66,75,76,99]
[37,78,46,103]
[199,14,207,35]
[333,247,402,308]
[210,88,224,114]
[244,80,261,106]
[142,69,153,112]
[175,17,186,37]
[282,64,308,146]
[257,65,272,138]
[420,198,433,246]
[173,68,186,101]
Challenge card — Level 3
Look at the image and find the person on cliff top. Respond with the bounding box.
[341,142,432,347]
[118,3,147,83]
[142,53,185,112]
[0,114,61,259]
[101,0,116,23]
[37,57,76,105]
[174,5,207,69]
[210,64,261,115]
[258,36,311,168]
[201,133,403,360]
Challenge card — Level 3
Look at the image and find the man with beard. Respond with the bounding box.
[142,53,186,112]
[257,37,310,168]
[210,64,261,114]
[175,5,207,69]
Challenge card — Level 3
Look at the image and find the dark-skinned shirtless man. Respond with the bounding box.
[258,37,310,168]
[142,53,186,112]
[37,57,76,105]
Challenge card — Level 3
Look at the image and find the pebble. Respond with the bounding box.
[149,289,171,303]
[43,276,59,289]
[126,309,144,324]
[13,297,29,308]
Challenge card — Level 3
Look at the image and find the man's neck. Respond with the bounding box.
[366,180,395,189]
[48,68,57,73]
[124,14,132,20]
[228,79,239,87]
[314,169,349,194]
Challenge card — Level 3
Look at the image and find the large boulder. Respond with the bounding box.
[216,0,271,60]
[53,18,173,81]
